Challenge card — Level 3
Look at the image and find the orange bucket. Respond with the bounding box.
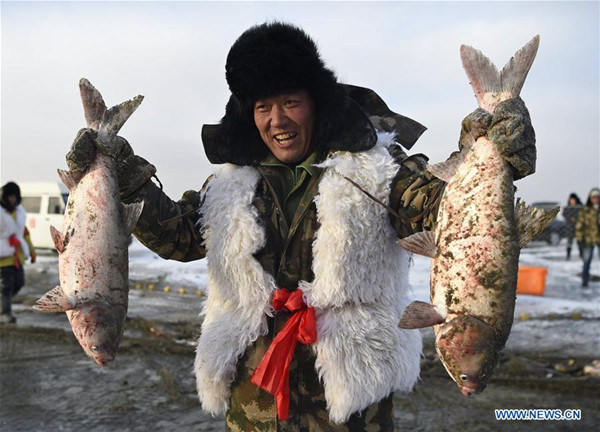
[516,266,547,295]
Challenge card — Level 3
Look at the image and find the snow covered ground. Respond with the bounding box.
[6,238,598,431]
[126,237,599,317]
[124,237,598,357]
[25,238,599,358]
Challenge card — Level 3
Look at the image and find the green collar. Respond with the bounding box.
[260,150,320,180]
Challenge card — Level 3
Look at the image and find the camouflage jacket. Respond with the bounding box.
[126,137,442,431]
[123,88,535,430]
[575,205,600,246]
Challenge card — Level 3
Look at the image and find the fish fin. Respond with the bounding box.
[79,78,107,130]
[123,201,144,233]
[460,43,501,111]
[33,286,75,312]
[398,301,445,329]
[49,225,65,253]
[515,198,560,248]
[427,150,466,183]
[57,168,84,191]
[101,95,144,137]
[397,231,437,258]
[499,35,540,99]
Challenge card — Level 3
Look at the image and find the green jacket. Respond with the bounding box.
[123,91,535,431]
[127,143,442,431]
[575,205,600,246]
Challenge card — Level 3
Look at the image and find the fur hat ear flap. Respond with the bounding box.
[314,84,377,153]
[202,96,268,165]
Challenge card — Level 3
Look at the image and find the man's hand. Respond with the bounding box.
[66,128,156,198]
[459,97,536,180]
[30,253,36,264]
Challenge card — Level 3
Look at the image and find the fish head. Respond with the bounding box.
[435,315,500,396]
[70,301,125,367]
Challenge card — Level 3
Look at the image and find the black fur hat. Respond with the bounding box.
[1,181,22,211]
[203,22,378,165]
[226,22,336,111]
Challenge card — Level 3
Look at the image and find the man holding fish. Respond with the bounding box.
[63,22,542,431]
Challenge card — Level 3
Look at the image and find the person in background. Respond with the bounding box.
[575,188,600,287]
[563,192,583,260]
[0,181,36,324]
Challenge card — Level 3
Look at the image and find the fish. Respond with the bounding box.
[397,36,558,396]
[33,78,144,366]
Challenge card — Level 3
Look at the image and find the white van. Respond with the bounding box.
[19,182,68,250]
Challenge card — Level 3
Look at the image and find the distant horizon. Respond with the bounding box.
[2,1,599,205]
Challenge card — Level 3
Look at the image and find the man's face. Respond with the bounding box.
[253,90,314,164]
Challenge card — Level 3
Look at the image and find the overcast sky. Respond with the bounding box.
[2,1,598,205]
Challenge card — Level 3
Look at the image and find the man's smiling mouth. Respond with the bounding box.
[274,132,297,143]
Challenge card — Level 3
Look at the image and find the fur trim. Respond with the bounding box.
[195,137,422,422]
[194,164,277,415]
[302,132,422,423]
[303,132,401,307]
[314,301,422,424]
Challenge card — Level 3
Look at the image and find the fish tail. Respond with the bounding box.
[79,78,107,130]
[79,78,144,152]
[460,35,540,111]
[460,45,501,108]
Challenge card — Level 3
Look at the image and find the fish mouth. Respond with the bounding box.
[459,384,480,397]
[93,353,115,367]
[94,358,112,367]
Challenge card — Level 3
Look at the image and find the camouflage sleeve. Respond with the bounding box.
[575,209,585,244]
[388,147,445,239]
[122,178,206,262]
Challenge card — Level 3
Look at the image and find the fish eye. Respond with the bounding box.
[91,345,99,352]
[460,374,468,381]
[480,373,486,379]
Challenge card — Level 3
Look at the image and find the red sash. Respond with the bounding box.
[250,288,317,420]
[8,234,21,269]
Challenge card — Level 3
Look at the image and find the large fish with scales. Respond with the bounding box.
[33,79,144,366]
[397,36,558,396]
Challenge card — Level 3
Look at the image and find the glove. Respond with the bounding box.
[66,128,157,198]
[459,97,536,180]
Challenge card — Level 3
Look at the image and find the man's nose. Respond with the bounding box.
[270,105,287,127]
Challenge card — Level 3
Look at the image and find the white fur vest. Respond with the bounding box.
[194,133,422,424]
[0,205,30,259]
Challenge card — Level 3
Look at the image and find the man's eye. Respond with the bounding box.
[285,99,300,107]
[255,104,269,112]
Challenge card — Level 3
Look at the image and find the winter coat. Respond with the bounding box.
[0,205,31,264]
[123,86,536,430]
[576,204,600,246]
[562,205,582,238]
[128,134,444,429]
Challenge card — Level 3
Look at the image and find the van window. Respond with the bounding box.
[48,197,64,215]
[21,196,42,213]
[62,193,69,204]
